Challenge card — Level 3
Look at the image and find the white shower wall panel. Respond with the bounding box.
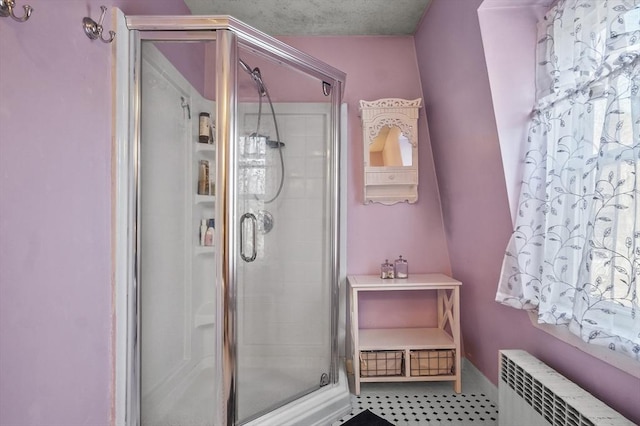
[140,52,192,397]
[237,103,332,375]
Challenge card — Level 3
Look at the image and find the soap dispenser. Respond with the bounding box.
[394,255,408,279]
[204,219,215,246]
[199,219,208,246]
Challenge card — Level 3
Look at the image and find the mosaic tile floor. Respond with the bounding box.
[332,363,498,426]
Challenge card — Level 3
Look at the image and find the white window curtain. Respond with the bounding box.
[496,0,640,360]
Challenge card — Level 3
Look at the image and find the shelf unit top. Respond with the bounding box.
[348,273,461,290]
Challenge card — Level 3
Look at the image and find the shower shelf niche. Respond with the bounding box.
[194,246,214,256]
[195,195,215,204]
[194,301,215,328]
[195,143,215,153]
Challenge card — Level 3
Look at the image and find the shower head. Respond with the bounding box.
[248,133,285,149]
[239,58,267,97]
[266,139,285,149]
[238,58,252,75]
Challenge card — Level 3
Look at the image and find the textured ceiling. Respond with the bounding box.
[183,0,432,36]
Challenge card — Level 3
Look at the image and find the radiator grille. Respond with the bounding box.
[499,350,633,426]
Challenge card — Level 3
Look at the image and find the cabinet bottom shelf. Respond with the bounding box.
[359,374,458,383]
[357,345,459,388]
[359,327,455,350]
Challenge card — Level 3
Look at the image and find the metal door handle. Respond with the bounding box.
[240,212,257,262]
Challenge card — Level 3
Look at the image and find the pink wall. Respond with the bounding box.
[477,0,550,224]
[0,2,191,425]
[414,0,640,422]
[279,36,452,329]
[279,36,451,277]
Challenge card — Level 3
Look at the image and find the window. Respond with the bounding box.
[496,0,639,361]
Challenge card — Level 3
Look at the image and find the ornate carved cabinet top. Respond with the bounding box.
[359,97,422,115]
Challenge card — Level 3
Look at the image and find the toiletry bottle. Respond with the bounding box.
[394,255,408,279]
[209,120,216,145]
[199,113,210,143]
[198,160,210,195]
[204,219,215,246]
[199,219,207,246]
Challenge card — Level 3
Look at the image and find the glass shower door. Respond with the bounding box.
[234,49,335,423]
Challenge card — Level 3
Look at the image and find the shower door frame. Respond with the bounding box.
[112,9,346,426]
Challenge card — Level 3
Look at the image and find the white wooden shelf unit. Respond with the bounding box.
[347,274,462,395]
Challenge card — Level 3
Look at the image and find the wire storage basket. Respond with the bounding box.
[360,350,404,377]
[410,349,455,376]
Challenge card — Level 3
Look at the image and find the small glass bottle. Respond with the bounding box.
[380,259,394,279]
[394,255,408,279]
[199,113,210,143]
[199,219,207,246]
[198,160,210,195]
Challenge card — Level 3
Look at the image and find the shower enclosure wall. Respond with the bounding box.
[113,11,349,426]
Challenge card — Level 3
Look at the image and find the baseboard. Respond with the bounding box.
[462,358,497,401]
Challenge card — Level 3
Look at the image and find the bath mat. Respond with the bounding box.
[341,409,394,426]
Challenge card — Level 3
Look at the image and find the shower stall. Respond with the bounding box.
[113,12,349,426]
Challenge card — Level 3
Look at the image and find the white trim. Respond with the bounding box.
[462,358,498,402]
[338,103,348,358]
[112,7,131,426]
[244,366,351,426]
[478,0,553,8]
[527,311,640,379]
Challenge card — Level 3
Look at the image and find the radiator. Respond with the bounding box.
[499,350,634,426]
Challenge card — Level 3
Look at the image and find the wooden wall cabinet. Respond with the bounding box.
[359,98,422,205]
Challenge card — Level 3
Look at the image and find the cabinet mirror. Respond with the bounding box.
[369,125,413,167]
[359,98,422,205]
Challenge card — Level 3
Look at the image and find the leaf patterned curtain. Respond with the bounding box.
[496,0,640,360]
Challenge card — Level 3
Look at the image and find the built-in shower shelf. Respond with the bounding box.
[194,246,214,256]
[195,195,215,204]
[195,143,215,153]
[195,315,215,328]
[195,301,215,328]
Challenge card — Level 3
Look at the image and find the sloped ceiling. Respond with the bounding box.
[183,0,432,35]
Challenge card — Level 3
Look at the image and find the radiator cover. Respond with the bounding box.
[499,350,633,426]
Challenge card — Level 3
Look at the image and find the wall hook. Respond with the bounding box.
[0,0,33,22]
[180,97,191,119]
[83,6,115,43]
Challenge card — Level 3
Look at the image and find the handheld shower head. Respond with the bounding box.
[238,58,252,74]
[238,58,285,204]
[239,58,267,97]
